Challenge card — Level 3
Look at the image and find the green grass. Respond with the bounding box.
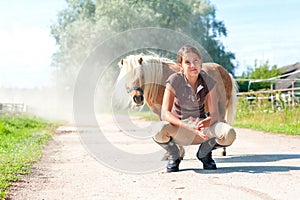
[234,98,300,135]
[235,106,300,135]
[128,109,159,121]
[0,116,56,199]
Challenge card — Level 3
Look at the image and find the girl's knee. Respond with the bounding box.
[153,123,172,143]
[222,127,236,146]
[228,127,236,143]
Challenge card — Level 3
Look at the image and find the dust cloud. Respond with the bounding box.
[0,61,126,123]
[0,86,73,122]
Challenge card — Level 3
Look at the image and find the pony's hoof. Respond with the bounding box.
[222,150,226,156]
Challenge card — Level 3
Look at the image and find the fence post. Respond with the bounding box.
[292,80,295,108]
[270,84,274,110]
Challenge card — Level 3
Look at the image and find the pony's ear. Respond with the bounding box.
[119,59,124,68]
[138,57,143,65]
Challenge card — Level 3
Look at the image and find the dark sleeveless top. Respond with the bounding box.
[166,71,216,120]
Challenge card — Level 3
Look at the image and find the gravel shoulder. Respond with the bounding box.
[8,116,300,200]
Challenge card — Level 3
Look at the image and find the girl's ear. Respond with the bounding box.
[178,63,183,72]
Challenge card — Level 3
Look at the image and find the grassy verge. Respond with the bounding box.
[235,108,300,135]
[235,100,300,135]
[0,116,56,199]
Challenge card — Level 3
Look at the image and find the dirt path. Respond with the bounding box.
[8,116,300,200]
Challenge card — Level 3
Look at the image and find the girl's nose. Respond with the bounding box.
[191,62,197,68]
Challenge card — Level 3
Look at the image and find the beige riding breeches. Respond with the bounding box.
[154,120,236,146]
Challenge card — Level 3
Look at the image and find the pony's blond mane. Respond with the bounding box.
[119,54,175,107]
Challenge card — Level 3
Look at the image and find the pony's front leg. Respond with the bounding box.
[148,104,162,120]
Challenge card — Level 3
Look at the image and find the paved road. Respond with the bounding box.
[9,116,300,200]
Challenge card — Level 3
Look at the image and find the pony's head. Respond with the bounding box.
[117,55,164,107]
[118,55,145,106]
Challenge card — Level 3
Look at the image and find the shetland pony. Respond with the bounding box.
[117,55,238,157]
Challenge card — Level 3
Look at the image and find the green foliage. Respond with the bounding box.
[50,0,236,89]
[248,60,281,90]
[237,60,283,92]
[0,117,54,199]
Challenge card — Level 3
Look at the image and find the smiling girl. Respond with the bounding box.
[153,45,236,172]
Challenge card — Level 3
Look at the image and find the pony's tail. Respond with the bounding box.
[225,74,238,125]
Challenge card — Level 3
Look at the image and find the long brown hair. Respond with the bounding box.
[177,45,202,64]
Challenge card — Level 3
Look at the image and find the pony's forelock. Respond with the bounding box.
[119,54,173,106]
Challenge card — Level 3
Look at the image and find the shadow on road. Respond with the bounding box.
[181,154,300,174]
[194,165,300,174]
[216,154,300,163]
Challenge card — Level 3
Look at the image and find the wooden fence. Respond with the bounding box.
[237,87,300,109]
[0,103,27,115]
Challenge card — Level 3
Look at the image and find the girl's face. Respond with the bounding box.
[179,52,202,78]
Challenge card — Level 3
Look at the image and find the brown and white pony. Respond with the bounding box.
[117,54,238,158]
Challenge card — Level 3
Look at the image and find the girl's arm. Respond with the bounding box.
[161,83,183,127]
[161,83,207,139]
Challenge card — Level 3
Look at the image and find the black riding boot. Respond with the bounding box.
[196,137,218,170]
[199,151,217,170]
[155,137,181,172]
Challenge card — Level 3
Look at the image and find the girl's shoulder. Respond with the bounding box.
[168,72,184,82]
[167,72,185,90]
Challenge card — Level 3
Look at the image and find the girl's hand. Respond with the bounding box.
[185,117,209,140]
[196,117,211,130]
[195,129,209,140]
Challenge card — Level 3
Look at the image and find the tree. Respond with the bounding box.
[238,60,283,92]
[50,0,236,88]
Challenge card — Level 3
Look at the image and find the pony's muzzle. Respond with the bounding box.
[133,95,144,105]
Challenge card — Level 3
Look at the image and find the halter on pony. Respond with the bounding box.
[127,86,144,104]
[118,54,167,107]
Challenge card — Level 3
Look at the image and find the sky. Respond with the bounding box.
[210,0,300,75]
[0,0,66,88]
[0,0,299,88]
